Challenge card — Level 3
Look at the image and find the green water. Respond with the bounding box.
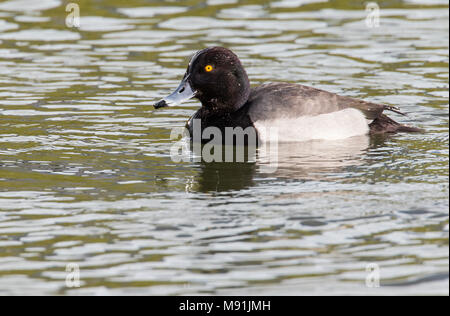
[0,0,448,295]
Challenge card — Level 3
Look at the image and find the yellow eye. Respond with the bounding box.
[205,65,213,72]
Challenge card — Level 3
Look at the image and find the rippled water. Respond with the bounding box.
[0,0,448,295]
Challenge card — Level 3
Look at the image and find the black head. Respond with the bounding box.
[154,47,250,112]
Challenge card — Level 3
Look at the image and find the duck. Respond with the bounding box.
[154,47,422,145]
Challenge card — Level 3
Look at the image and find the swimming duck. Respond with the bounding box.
[154,47,421,145]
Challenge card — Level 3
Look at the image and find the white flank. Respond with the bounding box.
[254,108,369,143]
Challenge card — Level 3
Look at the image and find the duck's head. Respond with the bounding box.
[154,47,250,112]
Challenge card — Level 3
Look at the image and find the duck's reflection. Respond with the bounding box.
[196,161,257,192]
[259,135,370,179]
[191,135,371,192]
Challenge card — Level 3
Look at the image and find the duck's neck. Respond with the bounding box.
[199,102,232,120]
[198,71,251,113]
[198,91,250,116]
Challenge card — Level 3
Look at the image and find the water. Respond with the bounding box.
[0,0,448,295]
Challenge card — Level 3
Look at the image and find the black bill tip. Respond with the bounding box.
[154,100,168,109]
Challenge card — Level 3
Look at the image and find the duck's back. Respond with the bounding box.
[247,83,387,121]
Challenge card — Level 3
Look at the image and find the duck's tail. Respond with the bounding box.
[369,114,424,134]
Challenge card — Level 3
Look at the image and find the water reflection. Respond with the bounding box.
[196,161,257,192]
[191,135,369,192]
[259,135,370,179]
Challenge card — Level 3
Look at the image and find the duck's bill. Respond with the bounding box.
[154,77,196,109]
